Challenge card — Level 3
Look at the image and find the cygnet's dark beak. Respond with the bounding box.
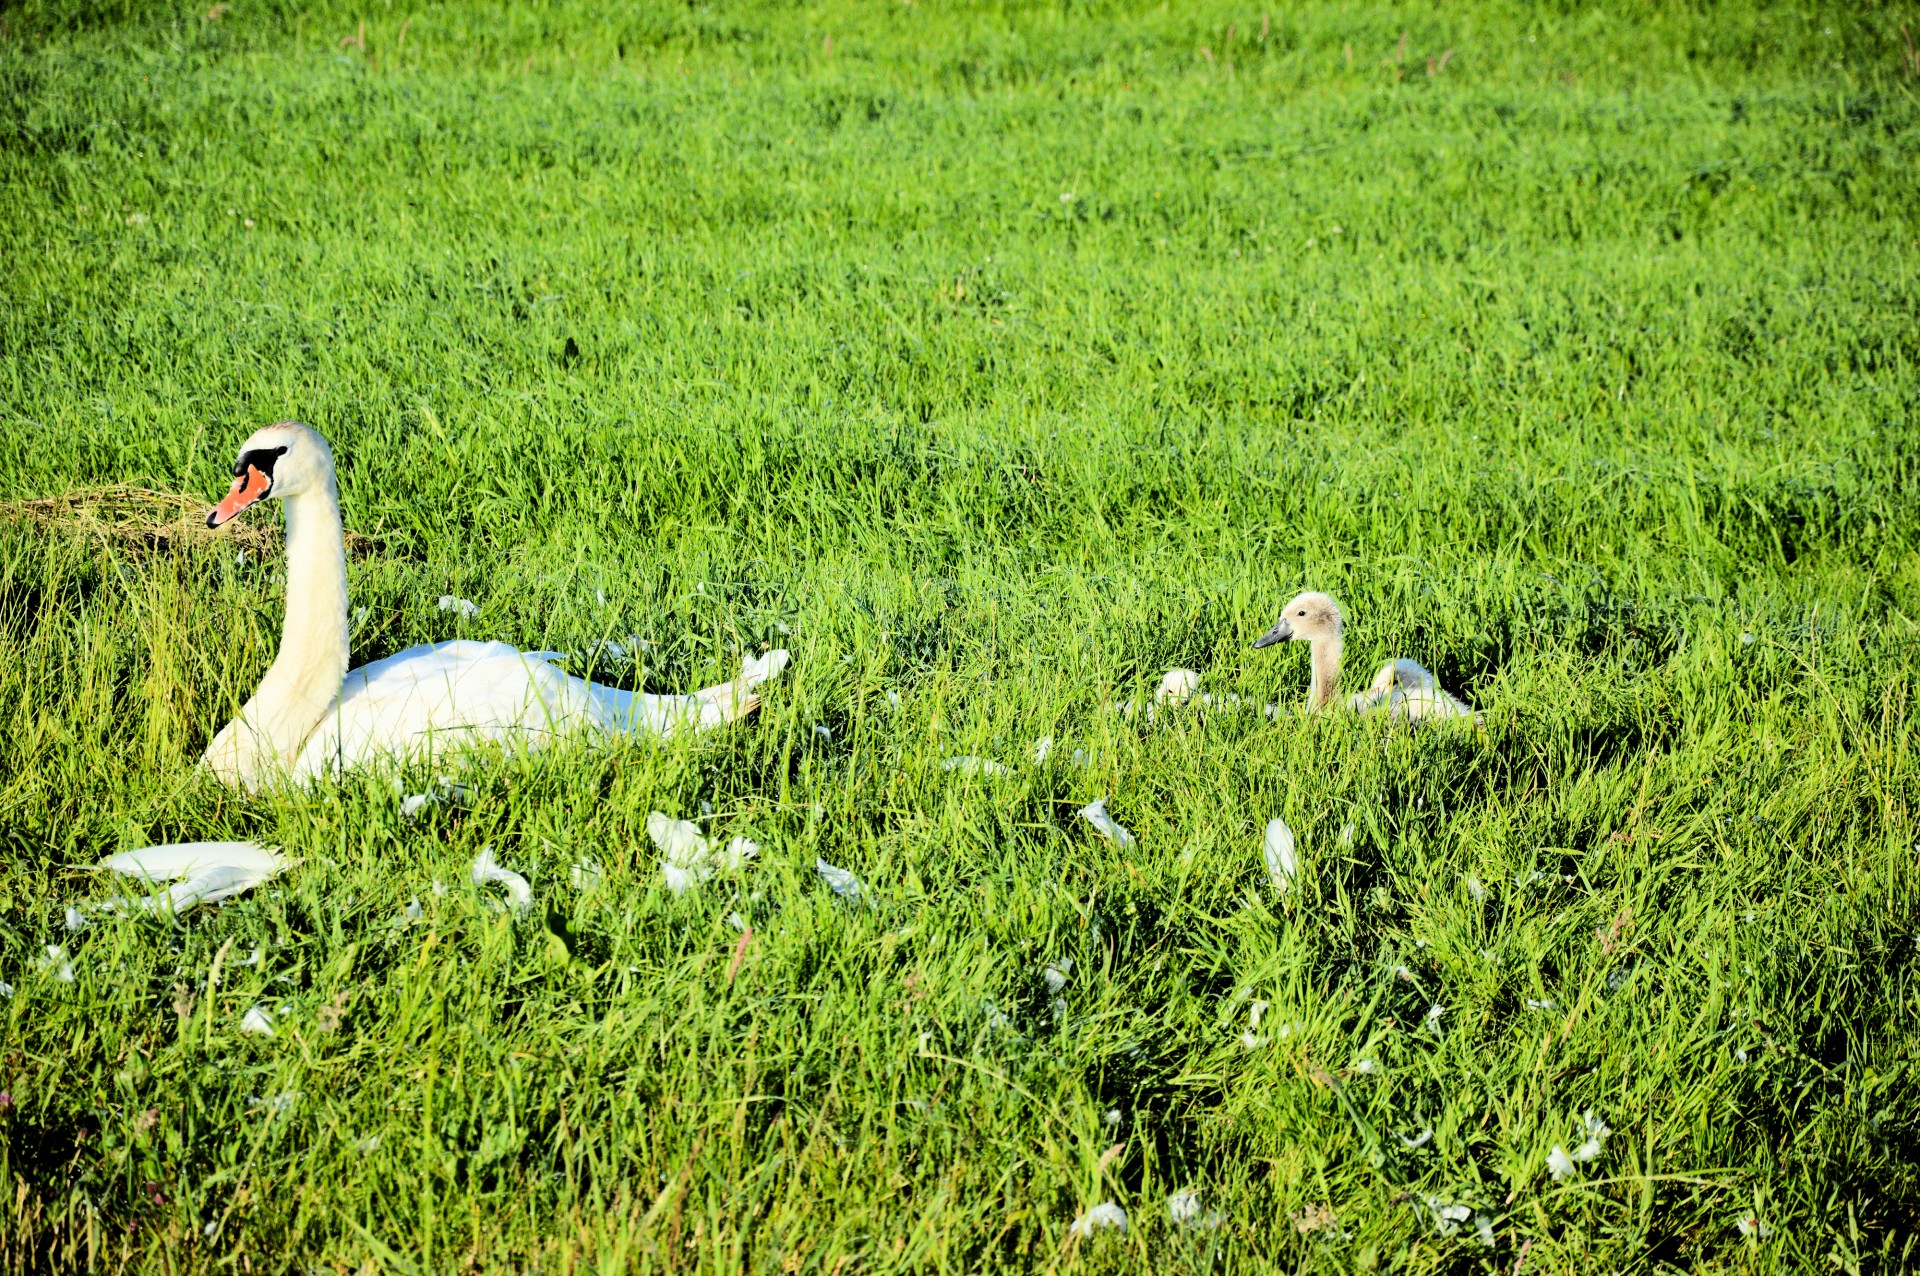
[1251,619,1293,649]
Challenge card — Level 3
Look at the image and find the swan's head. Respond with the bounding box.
[1252,591,1343,649]
[207,422,334,528]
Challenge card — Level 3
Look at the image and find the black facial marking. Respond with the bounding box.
[234,445,288,478]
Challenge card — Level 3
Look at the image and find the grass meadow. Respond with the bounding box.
[4,0,1920,1269]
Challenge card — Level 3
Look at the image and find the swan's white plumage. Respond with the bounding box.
[288,642,787,780]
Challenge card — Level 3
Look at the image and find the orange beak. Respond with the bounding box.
[208,465,272,528]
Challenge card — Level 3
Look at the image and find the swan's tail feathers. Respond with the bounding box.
[689,648,791,730]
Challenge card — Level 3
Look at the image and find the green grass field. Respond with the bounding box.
[4,0,1920,1269]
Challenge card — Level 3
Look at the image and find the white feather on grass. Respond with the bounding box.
[37,945,75,983]
[1068,1202,1128,1237]
[1571,1110,1610,1162]
[239,1005,275,1036]
[94,842,291,916]
[1042,959,1072,993]
[1077,798,1136,849]
[1264,818,1297,892]
[815,857,868,903]
[1168,1189,1227,1229]
[649,814,756,895]
[471,847,533,915]
[942,755,1012,776]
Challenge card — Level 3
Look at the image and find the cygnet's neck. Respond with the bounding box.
[1307,634,1342,711]
[203,478,349,787]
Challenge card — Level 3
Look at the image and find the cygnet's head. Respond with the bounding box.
[1156,667,1202,704]
[207,422,335,528]
[1252,591,1343,649]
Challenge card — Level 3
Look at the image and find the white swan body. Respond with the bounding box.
[285,640,789,782]
[198,422,789,790]
[1252,593,1479,725]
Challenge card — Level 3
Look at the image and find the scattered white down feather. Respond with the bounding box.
[648,813,757,894]
[64,907,86,933]
[239,1005,275,1036]
[37,945,75,983]
[815,857,868,902]
[569,859,605,891]
[94,842,291,915]
[1078,798,1136,849]
[1240,999,1271,1049]
[1167,1188,1226,1230]
[1034,737,1090,767]
[1547,1144,1576,1182]
[471,847,534,914]
[1042,959,1072,993]
[942,755,1013,776]
[1423,1196,1473,1236]
[436,595,480,618]
[1069,1202,1128,1237]
[399,775,474,822]
[1571,1110,1610,1162]
[1264,818,1297,893]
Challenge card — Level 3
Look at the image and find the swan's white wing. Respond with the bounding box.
[291,641,604,778]
[98,841,284,882]
[291,642,793,778]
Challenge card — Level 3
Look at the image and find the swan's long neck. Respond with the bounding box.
[1308,635,1342,711]
[203,476,349,788]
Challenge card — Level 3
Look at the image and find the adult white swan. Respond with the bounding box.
[199,422,789,791]
[1252,591,1478,723]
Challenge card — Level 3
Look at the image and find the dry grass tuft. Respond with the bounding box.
[1,485,376,556]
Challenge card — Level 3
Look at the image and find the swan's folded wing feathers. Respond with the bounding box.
[293,641,792,774]
[294,641,602,776]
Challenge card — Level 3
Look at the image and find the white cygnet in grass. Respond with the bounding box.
[1252,592,1480,724]
[1157,668,1202,705]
